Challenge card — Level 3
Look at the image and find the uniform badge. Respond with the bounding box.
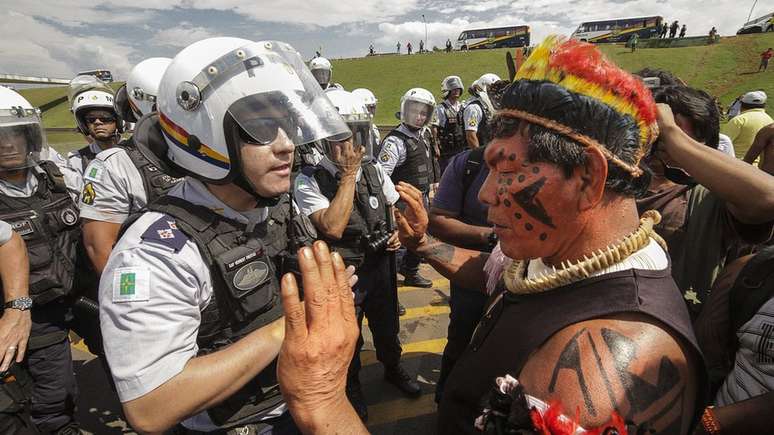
[81,183,96,205]
[369,196,379,209]
[60,208,78,226]
[468,117,478,127]
[11,220,34,236]
[157,229,175,239]
[380,153,390,163]
[84,162,103,182]
[112,267,150,302]
[233,261,270,291]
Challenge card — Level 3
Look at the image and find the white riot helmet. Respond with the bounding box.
[157,37,349,189]
[69,75,121,135]
[324,88,373,163]
[352,88,378,116]
[115,57,172,123]
[0,87,45,171]
[309,57,332,89]
[473,73,501,93]
[400,88,435,129]
[441,76,463,99]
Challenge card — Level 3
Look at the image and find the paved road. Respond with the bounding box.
[72,265,450,434]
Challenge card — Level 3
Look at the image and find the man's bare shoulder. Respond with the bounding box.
[519,314,698,434]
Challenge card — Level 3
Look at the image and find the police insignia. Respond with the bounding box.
[157,229,175,239]
[369,196,379,209]
[380,153,390,163]
[468,118,477,127]
[112,267,150,302]
[11,220,34,236]
[82,183,96,205]
[60,208,78,226]
[233,261,270,291]
[84,161,103,182]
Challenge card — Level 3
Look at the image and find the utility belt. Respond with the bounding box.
[0,363,33,414]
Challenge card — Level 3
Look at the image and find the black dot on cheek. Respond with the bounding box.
[518,175,525,182]
[525,223,533,231]
[498,148,505,157]
[503,199,511,207]
[540,233,547,241]
[498,187,505,195]
[506,178,513,185]
[531,167,540,174]
[514,213,522,219]
[508,153,516,161]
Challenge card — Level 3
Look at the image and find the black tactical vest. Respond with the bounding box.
[121,137,182,204]
[384,128,432,193]
[0,161,80,305]
[305,163,389,267]
[75,144,98,173]
[143,193,314,427]
[459,99,492,148]
[438,100,466,158]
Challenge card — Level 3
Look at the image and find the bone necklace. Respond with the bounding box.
[503,210,665,295]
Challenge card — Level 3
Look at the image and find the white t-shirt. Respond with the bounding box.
[717,133,736,158]
[79,147,146,223]
[99,177,285,430]
[293,158,399,217]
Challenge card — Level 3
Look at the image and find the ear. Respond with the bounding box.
[575,147,607,212]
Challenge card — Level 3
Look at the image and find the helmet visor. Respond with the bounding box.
[68,74,113,104]
[195,41,349,146]
[0,114,44,171]
[311,69,331,87]
[403,100,433,128]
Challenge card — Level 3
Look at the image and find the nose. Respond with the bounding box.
[272,128,296,158]
[478,170,499,207]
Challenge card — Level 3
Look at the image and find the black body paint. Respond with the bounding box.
[549,328,597,416]
[511,177,556,229]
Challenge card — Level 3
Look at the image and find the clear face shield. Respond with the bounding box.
[177,41,350,150]
[402,100,434,129]
[311,68,332,88]
[323,117,373,166]
[68,74,112,104]
[0,108,44,171]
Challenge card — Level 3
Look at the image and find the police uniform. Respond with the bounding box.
[100,177,314,432]
[433,99,466,171]
[0,161,82,434]
[460,97,492,148]
[0,219,12,245]
[80,138,181,224]
[378,123,433,278]
[66,142,104,176]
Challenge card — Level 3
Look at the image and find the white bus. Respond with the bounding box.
[455,25,530,50]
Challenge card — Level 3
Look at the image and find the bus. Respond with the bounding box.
[455,25,530,50]
[76,69,114,83]
[571,16,663,43]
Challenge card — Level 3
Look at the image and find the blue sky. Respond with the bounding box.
[0,0,761,80]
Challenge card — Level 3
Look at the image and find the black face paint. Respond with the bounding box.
[508,153,517,161]
[512,177,556,229]
[503,199,511,207]
[525,223,533,231]
[540,233,547,241]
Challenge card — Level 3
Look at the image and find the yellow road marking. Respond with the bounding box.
[398,278,449,292]
[367,393,438,427]
[363,305,450,326]
[361,337,447,366]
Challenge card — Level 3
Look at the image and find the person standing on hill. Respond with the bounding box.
[680,24,687,38]
[407,41,413,55]
[661,20,669,38]
[446,39,452,52]
[670,20,679,38]
[759,47,773,72]
[419,40,424,53]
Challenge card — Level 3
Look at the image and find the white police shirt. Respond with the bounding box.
[79,147,146,224]
[293,158,399,217]
[0,220,12,246]
[99,177,286,431]
[376,123,431,176]
[433,100,462,128]
[463,99,484,133]
[66,142,104,176]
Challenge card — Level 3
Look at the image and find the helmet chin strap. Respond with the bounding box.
[232,163,282,208]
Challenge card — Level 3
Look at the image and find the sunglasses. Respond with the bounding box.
[237,117,297,145]
[657,157,696,186]
[86,116,117,124]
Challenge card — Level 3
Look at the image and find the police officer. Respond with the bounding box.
[432,76,466,173]
[98,37,349,434]
[460,73,500,150]
[378,88,436,288]
[80,58,181,274]
[351,88,381,154]
[66,75,123,175]
[294,89,421,420]
[0,219,35,435]
[309,57,342,91]
[0,87,82,434]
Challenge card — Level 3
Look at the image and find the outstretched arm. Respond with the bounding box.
[395,183,489,292]
[308,141,363,240]
[657,105,774,224]
[0,230,31,371]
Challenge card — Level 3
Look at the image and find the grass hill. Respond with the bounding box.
[18,33,774,155]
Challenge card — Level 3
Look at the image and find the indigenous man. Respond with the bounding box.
[394,36,705,433]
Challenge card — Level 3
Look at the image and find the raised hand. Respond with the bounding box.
[394,182,429,251]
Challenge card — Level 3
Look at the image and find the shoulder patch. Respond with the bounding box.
[81,182,96,205]
[140,215,189,252]
[84,160,104,182]
[112,266,150,303]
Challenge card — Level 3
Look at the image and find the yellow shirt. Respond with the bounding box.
[722,108,774,151]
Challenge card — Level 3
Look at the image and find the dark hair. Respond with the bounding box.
[494,80,651,197]
[741,102,766,111]
[634,68,685,86]
[651,86,720,148]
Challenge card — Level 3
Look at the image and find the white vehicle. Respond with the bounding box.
[737,11,774,34]
[454,25,530,50]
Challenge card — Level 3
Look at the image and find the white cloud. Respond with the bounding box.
[0,11,136,79]
[153,23,218,48]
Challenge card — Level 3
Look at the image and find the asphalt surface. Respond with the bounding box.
[72,264,450,434]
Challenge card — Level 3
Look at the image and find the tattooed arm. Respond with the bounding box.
[413,235,490,292]
[519,314,699,434]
